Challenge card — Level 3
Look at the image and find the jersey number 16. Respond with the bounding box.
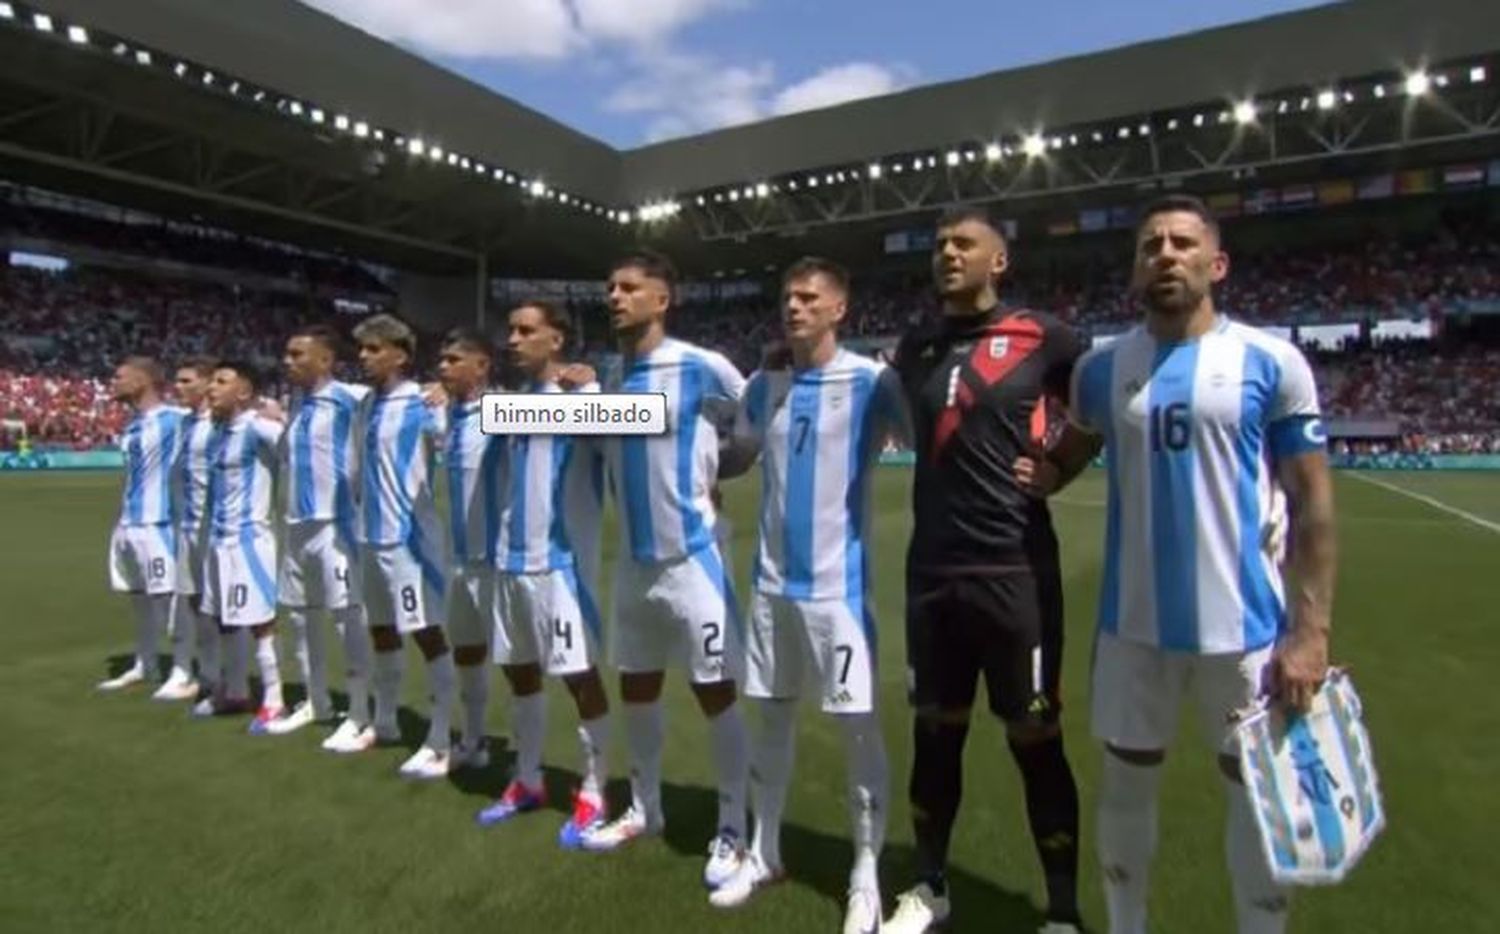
[1149,403,1192,453]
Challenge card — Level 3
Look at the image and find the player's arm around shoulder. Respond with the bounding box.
[719,369,766,481]
[1015,336,1106,498]
[872,361,914,450]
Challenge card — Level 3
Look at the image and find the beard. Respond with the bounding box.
[1141,277,1204,317]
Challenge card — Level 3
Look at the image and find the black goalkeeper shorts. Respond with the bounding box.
[905,567,1065,724]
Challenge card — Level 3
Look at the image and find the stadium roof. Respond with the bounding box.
[623,0,1500,197]
[3,0,1499,275]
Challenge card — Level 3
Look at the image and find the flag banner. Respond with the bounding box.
[1234,670,1386,886]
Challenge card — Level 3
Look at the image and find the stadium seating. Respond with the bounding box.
[3,224,1499,452]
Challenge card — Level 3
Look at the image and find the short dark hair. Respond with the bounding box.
[178,355,217,379]
[1135,194,1222,243]
[512,299,575,347]
[935,204,1006,244]
[291,323,344,357]
[352,313,417,362]
[441,327,494,359]
[610,249,678,291]
[782,256,850,295]
[121,355,166,387]
[214,359,262,395]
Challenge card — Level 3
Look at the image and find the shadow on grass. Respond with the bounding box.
[645,780,1046,931]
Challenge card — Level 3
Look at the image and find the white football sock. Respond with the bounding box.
[290,609,332,717]
[334,607,371,727]
[750,699,797,869]
[624,701,664,819]
[839,711,889,892]
[194,605,220,690]
[511,690,547,788]
[254,632,283,710]
[131,594,160,679]
[709,703,750,839]
[1097,753,1162,934]
[424,651,456,752]
[372,648,404,732]
[1226,778,1291,934]
[167,594,195,679]
[457,662,489,748]
[224,627,251,700]
[578,716,611,798]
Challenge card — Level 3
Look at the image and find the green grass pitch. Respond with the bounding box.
[1,468,1497,932]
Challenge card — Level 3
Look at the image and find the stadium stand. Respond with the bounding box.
[5,215,1498,453]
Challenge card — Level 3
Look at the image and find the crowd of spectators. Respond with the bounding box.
[4,223,1500,452]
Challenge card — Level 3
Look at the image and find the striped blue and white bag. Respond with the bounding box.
[1234,669,1386,886]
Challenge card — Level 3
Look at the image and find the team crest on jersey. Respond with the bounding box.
[988,336,1010,358]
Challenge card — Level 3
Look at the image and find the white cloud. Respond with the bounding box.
[571,0,743,46]
[303,0,914,142]
[304,0,739,60]
[303,0,582,60]
[604,50,774,141]
[771,62,910,116]
[606,54,913,142]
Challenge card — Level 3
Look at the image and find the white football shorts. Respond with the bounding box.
[279,520,360,610]
[108,523,177,595]
[495,565,603,676]
[361,540,446,633]
[174,523,208,597]
[745,591,878,714]
[200,529,278,627]
[446,562,497,648]
[1090,629,1274,753]
[611,542,743,685]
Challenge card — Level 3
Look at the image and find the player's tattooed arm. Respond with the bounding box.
[1273,449,1337,712]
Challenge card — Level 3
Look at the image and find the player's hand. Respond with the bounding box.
[558,363,597,390]
[255,397,285,422]
[421,382,449,407]
[1013,450,1060,498]
[1270,625,1329,713]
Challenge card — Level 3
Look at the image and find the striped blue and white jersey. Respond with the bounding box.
[602,338,746,563]
[206,411,283,542]
[172,407,216,532]
[1071,317,1326,654]
[117,404,185,528]
[356,380,447,549]
[735,349,909,600]
[445,398,507,564]
[283,380,368,542]
[495,380,606,576]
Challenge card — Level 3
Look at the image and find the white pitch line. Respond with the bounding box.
[1347,473,1500,536]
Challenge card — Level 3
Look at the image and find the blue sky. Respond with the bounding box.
[305,0,1331,148]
